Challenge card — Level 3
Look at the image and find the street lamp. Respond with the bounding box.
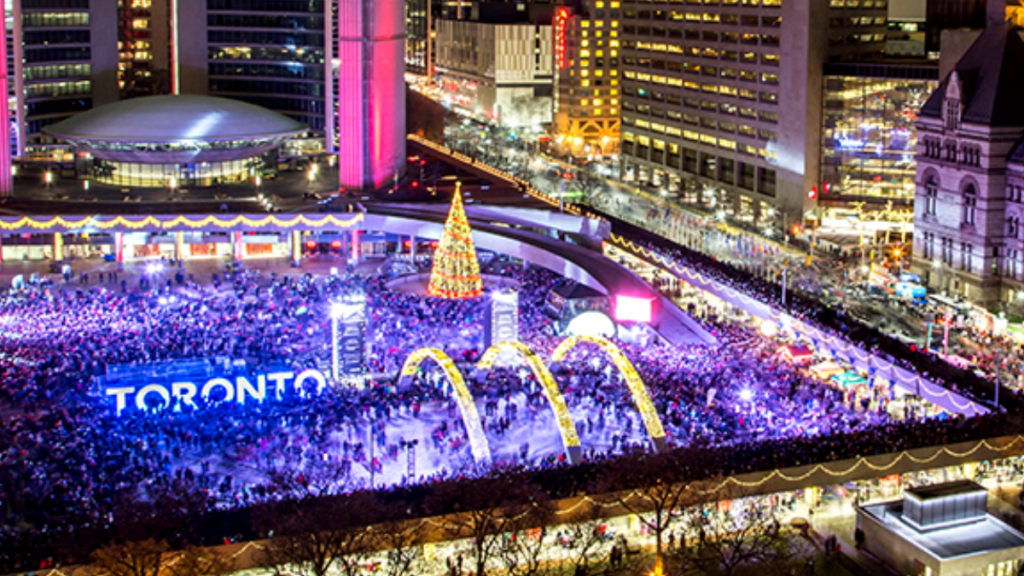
[330,302,344,381]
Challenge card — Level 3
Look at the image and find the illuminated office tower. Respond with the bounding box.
[618,0,886,230]
[117,0,170,98]
[175,0,328,131]
[552,0,621,156]
[15,0,119,149]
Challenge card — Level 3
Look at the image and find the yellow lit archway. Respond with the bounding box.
[477,340,583,464]
[398,347,492,463]
[551,335,668,452]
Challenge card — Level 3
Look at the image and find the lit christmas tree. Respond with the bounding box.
[428,182,483,299]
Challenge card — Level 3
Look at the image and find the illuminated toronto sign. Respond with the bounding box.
[104,368,329,416]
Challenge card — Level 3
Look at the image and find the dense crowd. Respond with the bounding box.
[0,257,1005,570]
[608,216,1009,409]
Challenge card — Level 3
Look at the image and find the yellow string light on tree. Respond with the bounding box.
[428,182,483,299]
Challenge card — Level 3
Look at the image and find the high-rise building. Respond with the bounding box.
[912,17,1024,306]
[618,0,886,229]
[176,0,328,131]
[552,0,621,156]
[435,3,553,126]
[15,0,119,150]
[820,61,938,211]
[117,0,170,98]
[406,0,439,78]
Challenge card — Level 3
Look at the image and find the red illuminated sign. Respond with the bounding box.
[555,9,570,70]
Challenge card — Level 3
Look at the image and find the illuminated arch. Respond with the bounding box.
[551,335,668,452]
[399,347,492,464]
[477,341,583,464]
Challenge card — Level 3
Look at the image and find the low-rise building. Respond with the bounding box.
[435,4,553,127]
[857,481,1024,576]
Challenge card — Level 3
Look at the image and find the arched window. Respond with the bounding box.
[963,183,977,226]
[925,174,939,216]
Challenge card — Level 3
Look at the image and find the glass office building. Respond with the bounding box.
[821,62,938,207]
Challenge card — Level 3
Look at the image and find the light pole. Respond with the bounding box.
[781,259,788,306]
[330,301,343,381]
[943,305,952,356]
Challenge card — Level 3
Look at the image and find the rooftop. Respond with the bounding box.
[861,501,1024,559]
[905,480,987,501]
[920,22,1024,127]
[43,95,307,143]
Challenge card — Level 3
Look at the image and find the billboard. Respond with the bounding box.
[615,295,653,323]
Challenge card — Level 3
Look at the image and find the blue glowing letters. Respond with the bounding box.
[105,368,329,415]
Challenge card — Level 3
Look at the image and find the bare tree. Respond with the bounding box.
[256,492,381,576]
[92,539,171,576]
[598,454,706,572]
[673,501,804,576]
[559,515,614,576]
[375,512,428,576]
[166,547,234,576]
[431,474,552,576]
[498,525,556,576]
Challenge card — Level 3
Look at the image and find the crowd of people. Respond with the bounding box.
[609,216,1008,409]
[0,253,1009,570]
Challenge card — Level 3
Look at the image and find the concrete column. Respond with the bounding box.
[291,230,302,267]
[350,230,361,265]
[175,232,184,267]
[114,232,124,271]
[52,233,63,262]
[0,233,4,272]
[409,235,417,263]
[232,231,244,262]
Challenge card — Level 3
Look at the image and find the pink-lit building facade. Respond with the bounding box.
[330,0,407,190]
[168,0,408,191]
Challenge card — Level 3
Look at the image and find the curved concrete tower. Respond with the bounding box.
[333,0,407,191]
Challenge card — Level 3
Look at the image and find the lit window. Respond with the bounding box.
[132,18,149,29]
